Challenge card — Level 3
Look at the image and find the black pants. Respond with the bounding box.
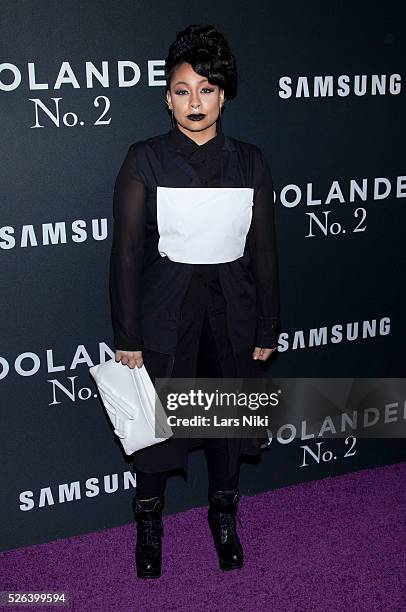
[135,438,240,499]
[134,268,254,499]
[135,315,241,500]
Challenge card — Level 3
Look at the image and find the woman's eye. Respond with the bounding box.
[174,88,215,95]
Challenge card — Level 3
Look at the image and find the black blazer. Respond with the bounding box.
[109,126,281,356]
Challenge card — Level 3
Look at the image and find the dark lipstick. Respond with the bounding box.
[187,114,206,121]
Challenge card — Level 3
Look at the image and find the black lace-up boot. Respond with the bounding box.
[207,489,244,571]
[132,496,164,578]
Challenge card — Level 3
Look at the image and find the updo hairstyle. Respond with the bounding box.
[164,24,238,119]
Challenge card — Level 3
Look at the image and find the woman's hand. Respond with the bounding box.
[115,350,143,369]
[252,347,277,361]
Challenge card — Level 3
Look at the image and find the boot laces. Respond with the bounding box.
[139,519,161,548]
[217,509,243,543]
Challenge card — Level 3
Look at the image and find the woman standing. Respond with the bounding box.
[110,24,281,578]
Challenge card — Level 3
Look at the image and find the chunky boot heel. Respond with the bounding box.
[132,496,164,579]
[208,489,244,571]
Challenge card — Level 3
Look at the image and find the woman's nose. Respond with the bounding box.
[190,93,201,108]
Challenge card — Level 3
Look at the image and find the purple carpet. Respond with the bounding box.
[1,462,405,612]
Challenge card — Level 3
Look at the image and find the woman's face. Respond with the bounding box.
[166,62,225,136]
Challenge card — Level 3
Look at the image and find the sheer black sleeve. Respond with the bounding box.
[109,145,146,351]
[248,149,281,349]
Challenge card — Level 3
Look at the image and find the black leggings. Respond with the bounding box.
[135,437,240,500]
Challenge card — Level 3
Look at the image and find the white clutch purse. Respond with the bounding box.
[89,358,173,455]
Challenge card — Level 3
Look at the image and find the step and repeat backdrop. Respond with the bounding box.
[1,1,405,550]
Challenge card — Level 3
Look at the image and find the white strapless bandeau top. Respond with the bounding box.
[156,186,254,264]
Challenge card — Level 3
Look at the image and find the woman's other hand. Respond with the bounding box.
[252,347,277,361]
[115,350,143,369]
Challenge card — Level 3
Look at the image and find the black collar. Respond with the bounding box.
[168,124,225,159]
